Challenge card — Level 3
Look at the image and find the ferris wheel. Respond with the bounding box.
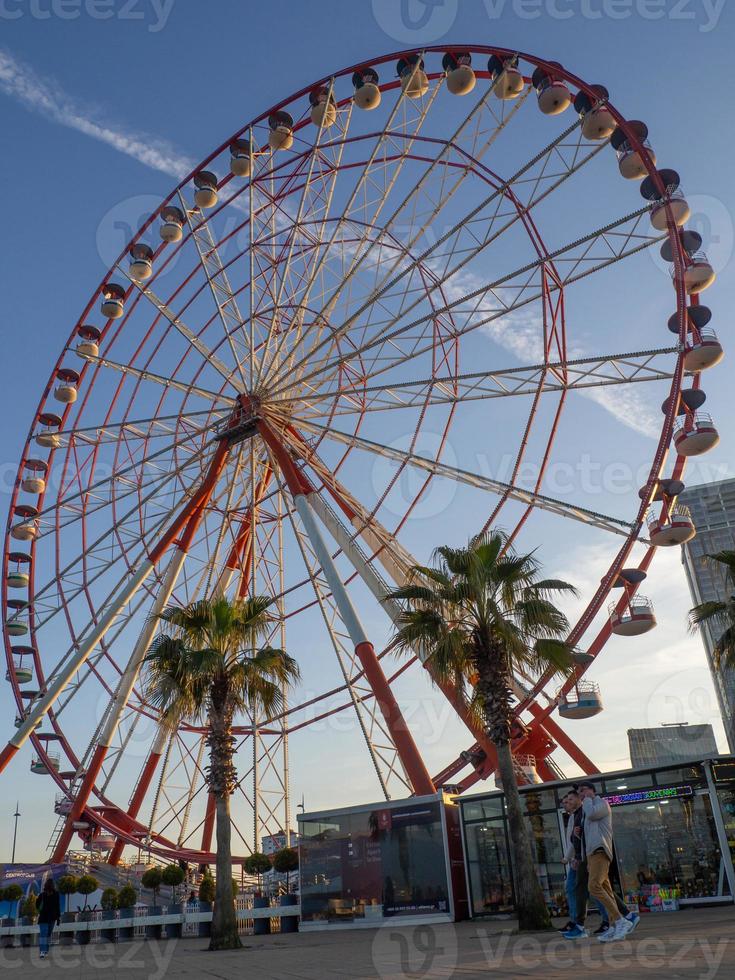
[1,45,722,866]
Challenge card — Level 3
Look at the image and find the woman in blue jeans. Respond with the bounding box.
[36,879,61,959]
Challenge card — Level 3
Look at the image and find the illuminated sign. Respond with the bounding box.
[604,785,693,807]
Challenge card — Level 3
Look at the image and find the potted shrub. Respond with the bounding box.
[273,847,299,934]
[197,872,214,938]
[57,875,78,946]
[19,891,37,948]
[244,853,272,936]
[2,884,22,948]
[161,865,185,938]
[75,874,98,946]
[100,888,119,943]
[141,867,163,939]
[116,884,137,942]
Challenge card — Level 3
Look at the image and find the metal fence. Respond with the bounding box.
[0,902,301,946]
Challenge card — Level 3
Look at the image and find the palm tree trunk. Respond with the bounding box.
[477,655,551,932]
[495,740,551,931]
[210,791,241,950]
[208,706,241,951]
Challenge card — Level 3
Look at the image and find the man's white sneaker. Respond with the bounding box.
[598,927,617,943]
[613,917,634,940]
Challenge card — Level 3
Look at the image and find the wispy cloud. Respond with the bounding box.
[0,47,194,179]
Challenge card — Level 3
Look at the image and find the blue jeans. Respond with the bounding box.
[566,866,608,923]
[39,921,54,954]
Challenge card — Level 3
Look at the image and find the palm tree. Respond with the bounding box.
[144,595,300,950]
[387,532,575,931]
[689,550,735,668]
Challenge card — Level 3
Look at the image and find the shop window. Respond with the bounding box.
[464,820,514,915]
[299,802,449,923]
[612,792,726,907]
[652,764,706,788]
[462,796,505,822]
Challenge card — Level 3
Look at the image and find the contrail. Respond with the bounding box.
[0,46,194,179]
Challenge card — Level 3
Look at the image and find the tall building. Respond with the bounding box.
[627,723,718,768]
[261,829,298,855]
[679,478,735,751]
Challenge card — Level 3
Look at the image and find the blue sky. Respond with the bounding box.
[1,0,734,862]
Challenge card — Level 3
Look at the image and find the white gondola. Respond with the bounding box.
[54,367,79,405]
[309,86,337,127]
[230,138,252,177]
[397,56,429,99]
[10,505,39,541]
[558,682,604,719]
[673,412,720,456]
[193,171,218,210]
[681,253,716,294]
[662,232,716,295]
[101,283,125,319]
[683,328,724,372]
[352,68,381,110]
[611,121,656,180]
[129,243,154,281]
[641,169,691,230]
[76,325,100,360]
[54,795,74,816]
[647,504,696,547]
[5,600,29,636]
[268,111,294,151]
[650,191,691,230]
[35,412,62,449]
[7,571,29,589]
[442,52,476,96]
[7,653,33,684]
[609,595,657,636]
[532,65,570,115]
[160,205,185,243]
[22,459,48,494]
[574,86,616,140]
[488,54,524,100]
[31,754,60,774]
[494,754,540,789]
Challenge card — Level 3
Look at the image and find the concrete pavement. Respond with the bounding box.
[2,907,733,978]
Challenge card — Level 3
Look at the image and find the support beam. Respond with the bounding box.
[108,725,168,865]
[0,441,229,777]
[51,550,189,862]
[259,420,435,796]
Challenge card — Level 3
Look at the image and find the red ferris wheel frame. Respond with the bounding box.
[0,43,708,866]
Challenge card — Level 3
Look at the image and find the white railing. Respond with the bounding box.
[0,902,302,943]
[608,594,654,617]
[674,412,715,435]
[647,503,692,529]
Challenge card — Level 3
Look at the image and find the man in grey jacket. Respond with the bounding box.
[578,780,634,943]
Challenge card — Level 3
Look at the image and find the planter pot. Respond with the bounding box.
[165,903,182,939]
[100,910,118,943]
[279,893,298,934]
[117,907,135,941]
[76,910,93,945]
[1,917,15,948]
[145,906,162,939]
[253,896,270,936]
[197,901,211,938]
[20,916,36,948]
[60,911,77,946]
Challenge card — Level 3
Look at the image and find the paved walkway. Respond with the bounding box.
[3,908,733,978]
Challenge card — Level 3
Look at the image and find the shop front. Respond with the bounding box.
[460,757,735,918]
[297,794,468,930]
